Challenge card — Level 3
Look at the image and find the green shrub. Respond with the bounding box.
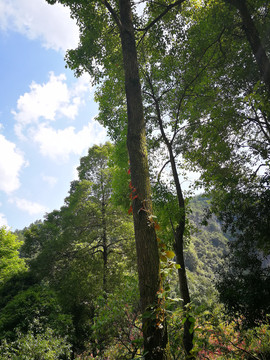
[0,326,71,360]
[0,284,73,342]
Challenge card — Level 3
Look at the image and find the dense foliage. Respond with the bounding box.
[0,227,26,285]
[1,0,270,358]
[1,187,269,358]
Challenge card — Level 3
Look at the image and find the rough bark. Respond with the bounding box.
[225,0,270,93]
[101,195,108,295]
[117,0,170,358]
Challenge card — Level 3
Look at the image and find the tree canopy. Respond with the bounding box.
[0,227,26,285]
[1,0,270,358]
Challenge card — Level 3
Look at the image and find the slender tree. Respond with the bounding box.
[142,70,194,354]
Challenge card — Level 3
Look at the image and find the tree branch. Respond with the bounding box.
[136,0,186,46]
[157,160,171,183]
[228,339,260,360]
[100,0,122,30]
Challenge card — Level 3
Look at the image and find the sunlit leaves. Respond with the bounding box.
[0,227,27,285]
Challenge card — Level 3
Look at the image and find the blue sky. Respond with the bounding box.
[0,0,108,230]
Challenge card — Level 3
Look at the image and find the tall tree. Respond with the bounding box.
[117,3,169,357]
[45,0,187,357]
[137,13,196,350]
[76,143,112,294]
[75,143,135,294]
[22,143,136,353]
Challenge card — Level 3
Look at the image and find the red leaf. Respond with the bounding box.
[154,222,161,231]
[128,205,133,215]
[128,168,131,175]
[129,181,133,189]
[158,242,166,249]
[133,194,138,200]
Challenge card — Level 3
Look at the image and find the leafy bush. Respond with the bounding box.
[0,325,71,360]
[0,284,73,342]
[192,307,270,359]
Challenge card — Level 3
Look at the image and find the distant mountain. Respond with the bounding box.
[185,195,229,305]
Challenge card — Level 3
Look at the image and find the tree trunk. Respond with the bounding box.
[226,0,270,93]
[118,0,170,358]
[168,147,194,358]
[101,195,108,295]
[151,85,194,357]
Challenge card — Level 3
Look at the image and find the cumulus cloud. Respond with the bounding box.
[32,121,107,161]
[0,133,27,193]
[0,0,79,52]
[42,174,58,187]
[9,197,48,216]
[13,72,92,138]
[11,71,107,162]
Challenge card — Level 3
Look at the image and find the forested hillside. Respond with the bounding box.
[0,188,221,360]
[1,0,270,358]
[0,158,269,359]
[185,196,228,305]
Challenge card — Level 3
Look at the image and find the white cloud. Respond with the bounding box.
[11,71,107,162]
[32,121,107,161]
[0,0,79,52]
[9,197,48,216]
[42,174,58,187]
[0,213,9,228]
[13,72,93,139]
[0,133,27,193]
